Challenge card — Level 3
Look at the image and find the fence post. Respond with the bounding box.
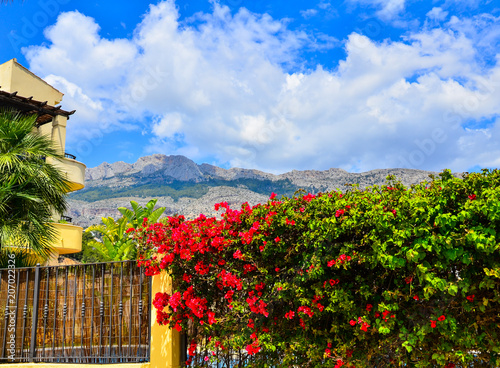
[149,272,181,368]
[29,263,41,362]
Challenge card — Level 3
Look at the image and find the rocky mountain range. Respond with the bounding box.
[67,154,444,228]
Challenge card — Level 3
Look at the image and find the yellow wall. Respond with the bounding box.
[51,223,83,254]
[6,273,182,368]
[0,59,63,105]
[46,156,86,192]
[149,272,182,368]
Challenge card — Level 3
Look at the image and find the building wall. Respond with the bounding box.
[0,58,86,257]
[0,59,63,105]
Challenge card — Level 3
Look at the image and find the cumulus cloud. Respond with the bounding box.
[300,9,318,19]
[427,7,449,21]
[23,0,500,173]
[348,0,407,21]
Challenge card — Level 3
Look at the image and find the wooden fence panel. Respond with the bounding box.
[0,260,151,363]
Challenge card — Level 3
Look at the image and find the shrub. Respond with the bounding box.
[134,169,500,368]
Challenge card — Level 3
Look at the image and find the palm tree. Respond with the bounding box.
[0,110,70,267]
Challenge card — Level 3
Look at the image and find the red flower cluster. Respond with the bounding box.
[431,315,446,328]
[327,254,352,267]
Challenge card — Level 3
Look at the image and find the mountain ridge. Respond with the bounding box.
[68,154,443,228]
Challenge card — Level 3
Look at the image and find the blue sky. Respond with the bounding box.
[1,0,500,173]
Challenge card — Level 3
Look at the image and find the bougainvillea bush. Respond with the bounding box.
[133,169,500,368]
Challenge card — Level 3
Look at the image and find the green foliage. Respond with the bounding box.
[137,169,500,368]
[66,231,100,263]
[84,199,165,262]
[0,110,69,267]
[69,178,299,202]
[86,217,136,262]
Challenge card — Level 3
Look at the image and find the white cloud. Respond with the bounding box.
[348,0,407,21]
[152,112,185,138]
[23,1,500,173]
[300,9,318,19]
[426,7,449,21]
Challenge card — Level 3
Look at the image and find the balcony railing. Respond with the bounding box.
[60,216,72,223]
[64,152,76,160]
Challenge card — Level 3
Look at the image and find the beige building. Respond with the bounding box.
[0,58,86,258]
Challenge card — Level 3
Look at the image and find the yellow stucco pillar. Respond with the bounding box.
[51,114,67,155]
[149,273,182,368]
[37,121,52,139]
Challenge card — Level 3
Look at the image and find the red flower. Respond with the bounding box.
[468,194,476,200]
[466,294,475,302]
[438,315,446,322]
[366,304,373,312]
[270,192,277,200]
[431,320,437,328]
[275,236,281,243]
[207,311,216,325]
[349,320,356,326]
[413,295,419,301]
[327,260,336,267]
[360,322,370,332]
[245,341,260,355]
[285,311,295,319]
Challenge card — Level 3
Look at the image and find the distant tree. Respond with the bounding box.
[83,199,166,262]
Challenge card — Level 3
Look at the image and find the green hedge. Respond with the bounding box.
[134,169,500,367]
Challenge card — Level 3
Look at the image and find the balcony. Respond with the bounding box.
[51,222,82,254]
[46,155,86,192]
